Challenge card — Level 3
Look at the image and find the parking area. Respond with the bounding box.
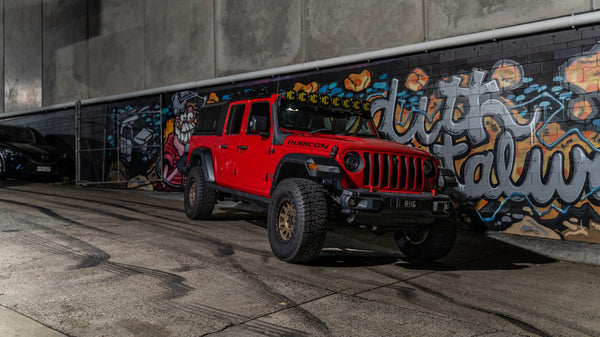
[0,181,599,336]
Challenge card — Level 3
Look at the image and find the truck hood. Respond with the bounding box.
[281,133,431,157]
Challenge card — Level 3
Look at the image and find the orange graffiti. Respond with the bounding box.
[572,100,593,120]
[458,74,470,87]
[163,119,174,144]
[395,106,411,134]
[207,92,219,104]
[491,63,522,89]
[565,52,600,92]
[344,69,371,92]
[425,95,443,130]
[293,81,319,93]
[405,68,429,91]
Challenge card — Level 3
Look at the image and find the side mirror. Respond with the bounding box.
[249,115,269,135]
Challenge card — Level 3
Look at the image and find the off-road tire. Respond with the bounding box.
[268,178,328,263]
[184,167,216,220]
[394,220,457,262]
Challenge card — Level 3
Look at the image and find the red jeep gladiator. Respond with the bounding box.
[183,91,458,263]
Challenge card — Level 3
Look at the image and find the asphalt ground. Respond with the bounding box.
[0,180,599,336]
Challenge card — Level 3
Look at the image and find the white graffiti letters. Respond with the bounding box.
[373,69,600,206]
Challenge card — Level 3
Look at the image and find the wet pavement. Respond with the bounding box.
[0,181,599,336]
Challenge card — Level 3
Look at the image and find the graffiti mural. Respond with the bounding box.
[105,103,162,189]
[237,38,596,244]
[71,25,600,244]
[159,91,207,190]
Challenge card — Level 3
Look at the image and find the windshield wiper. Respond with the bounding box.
[351,132,377,138]
[308,128,340,134]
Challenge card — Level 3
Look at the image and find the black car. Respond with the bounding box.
[0,124,67,180]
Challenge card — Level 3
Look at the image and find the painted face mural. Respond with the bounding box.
[160,91,206,190]
[175,104,198,144]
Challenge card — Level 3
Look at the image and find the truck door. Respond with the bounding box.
[237,100,273,195]
[215,103,246,188]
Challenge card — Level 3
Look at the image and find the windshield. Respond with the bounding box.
[0,125,46,144]
[277,101,377,137]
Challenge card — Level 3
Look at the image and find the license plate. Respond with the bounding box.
[390,198,423,210]
[37,166,51,172]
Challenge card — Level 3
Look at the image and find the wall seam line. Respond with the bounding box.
[213,0,217,79]
[422,0,428,41]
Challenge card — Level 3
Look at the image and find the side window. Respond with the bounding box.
[247,102,271,134]
[194,104,224,133]
[226,104,245,135]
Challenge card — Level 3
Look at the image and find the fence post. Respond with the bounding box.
[75,101,81,184]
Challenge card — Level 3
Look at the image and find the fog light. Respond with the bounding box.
[348,197,359,207]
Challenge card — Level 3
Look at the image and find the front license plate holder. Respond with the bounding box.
[37,166,51,173]
[390,198,424,210]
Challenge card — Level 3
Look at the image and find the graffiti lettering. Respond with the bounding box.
[371,60,600,231]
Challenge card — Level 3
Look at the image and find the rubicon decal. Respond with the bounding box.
[286,139,330,150]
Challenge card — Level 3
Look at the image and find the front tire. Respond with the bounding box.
[394,220,457,262]
[268,178,328,263]
[184,167,216,219]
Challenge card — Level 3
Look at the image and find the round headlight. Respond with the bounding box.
[423,159,435,178]
[343,151,362,172]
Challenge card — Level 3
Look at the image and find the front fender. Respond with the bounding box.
[187,148,215,182]
[271,153,342,194]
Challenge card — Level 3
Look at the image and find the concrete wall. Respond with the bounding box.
[1,0,600,112]
[4,0,43,112]
[427,0,592,39]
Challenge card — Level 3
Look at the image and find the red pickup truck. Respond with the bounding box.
[183,91,458,263]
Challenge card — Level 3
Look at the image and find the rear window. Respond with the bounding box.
[194,105,225,134]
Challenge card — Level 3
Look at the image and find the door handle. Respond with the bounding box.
[219,144,228,149]
[238,145,248,150]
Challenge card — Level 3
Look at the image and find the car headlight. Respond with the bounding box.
[4,148,24,158]
[343,151,362,172]
[423,159,435,178]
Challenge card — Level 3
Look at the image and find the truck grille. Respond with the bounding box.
[362,152,424,192]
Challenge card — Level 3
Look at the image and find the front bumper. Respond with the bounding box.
[339,189,453,228]
[6,158,66,178]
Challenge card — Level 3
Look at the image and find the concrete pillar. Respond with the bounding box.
[215,0,304,76]
[305,0,424,61]
[42,0,89,106]
[87,0,145,98]
[0,0,4,114]
[144,0,215,88]
[4,0,43,112]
